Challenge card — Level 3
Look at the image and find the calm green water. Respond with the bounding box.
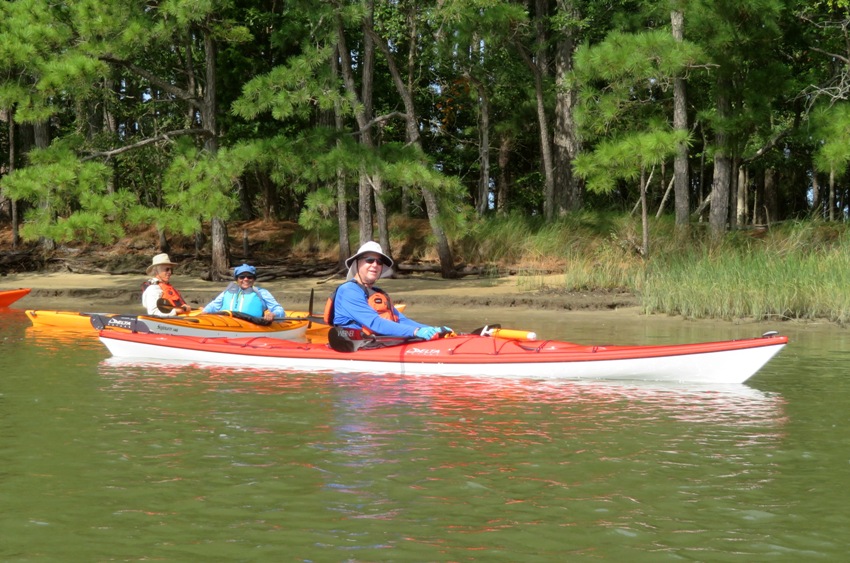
[1,307,848,561]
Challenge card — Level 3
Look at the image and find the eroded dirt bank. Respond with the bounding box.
[0,271,640,317]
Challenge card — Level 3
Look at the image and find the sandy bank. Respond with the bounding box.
[0,271,640,317]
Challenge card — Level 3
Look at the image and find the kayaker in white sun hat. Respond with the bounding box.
[141,253,192,317]
[324,241,452,340]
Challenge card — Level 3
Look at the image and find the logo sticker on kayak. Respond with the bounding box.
[405,348,441,356]
[107,318,134,329]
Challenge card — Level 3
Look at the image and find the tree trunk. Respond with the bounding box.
[517,43,555,221]
[829,167,836,221]
[466,74,491,215]
[698,125,707,219]
[640,166,649,258]
[200,25,231,280]
[370,28,457,277]
[34,120,54,252]
[764,167,778,225]
[729,157,739,229]
[736,165,747,227]
[336,167,350,267]
[497,134,512,213]
[811,167,821,218]
[709,81,732,238]
[553,0,583,213]
[374,175,391,260]
[336,16,377,246]
[752,169,761,225]
[7,108,19,248]
[210,218,230,280]
[332,45,351,268]
[671,9,690,231]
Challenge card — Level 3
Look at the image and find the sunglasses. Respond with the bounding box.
[162,267,173,273]
[237,274,256,280]
[362,257,383,265]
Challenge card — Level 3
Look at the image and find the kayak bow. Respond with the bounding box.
[0,288,31,307]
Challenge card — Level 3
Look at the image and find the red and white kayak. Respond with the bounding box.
[97,330,788,384]
[0,288,31,307]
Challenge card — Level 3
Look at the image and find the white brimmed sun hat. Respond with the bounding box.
[146,253,177,275]
[345,241,394,280]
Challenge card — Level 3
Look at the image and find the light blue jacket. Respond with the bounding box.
[203,283,285,318]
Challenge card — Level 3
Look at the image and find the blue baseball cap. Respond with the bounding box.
[233,264,257,278]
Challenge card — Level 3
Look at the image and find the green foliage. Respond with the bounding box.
[0,0,846,272]
[572,27,701,200]
[0,145,135,243]
[572,30,704,135]
[158,145,249,234]
[298,187,337,232]
[810,103,850,175]
[232,44,340,122]
[574,129,690,193]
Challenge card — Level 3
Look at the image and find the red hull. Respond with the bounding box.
[0,288,31,307]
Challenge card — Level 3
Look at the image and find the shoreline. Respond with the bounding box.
[4,271,837,335]
[4,271,836,347]
[0,271,642,317]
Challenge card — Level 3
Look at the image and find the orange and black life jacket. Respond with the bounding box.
[323,280,398,334]
[141,280,188,310]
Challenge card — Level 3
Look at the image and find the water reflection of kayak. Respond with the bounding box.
[96,329,787,385]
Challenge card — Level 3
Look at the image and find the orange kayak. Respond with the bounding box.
[25,302,407,341]
[26,309,308,339]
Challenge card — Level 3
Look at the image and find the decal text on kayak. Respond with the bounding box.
[405,348,441,356]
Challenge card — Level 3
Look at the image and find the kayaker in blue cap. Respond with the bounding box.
[202,263,285,322]
[324,241,451,340]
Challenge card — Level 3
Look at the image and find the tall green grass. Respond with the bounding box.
[643,229,850,324]
[458,215,850,323]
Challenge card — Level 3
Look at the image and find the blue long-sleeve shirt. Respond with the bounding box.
[332,281,426,338]
[202,285,285,318]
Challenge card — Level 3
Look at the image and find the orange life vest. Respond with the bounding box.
[323,280,398,334]
[141,280,187,310]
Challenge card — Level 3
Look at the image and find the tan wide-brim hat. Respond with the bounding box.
[345,241,394,280]
[146,253,178,275]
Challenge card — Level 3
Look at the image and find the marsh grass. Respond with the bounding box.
[643,229,850,323]
[637,221,850,323]
[459,215,850,323]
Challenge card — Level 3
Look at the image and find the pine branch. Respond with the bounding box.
[99,55,199,107]
[80,129,213,161]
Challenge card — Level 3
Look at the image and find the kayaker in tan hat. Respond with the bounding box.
[141,253,191,317]
[323,241,451,339]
